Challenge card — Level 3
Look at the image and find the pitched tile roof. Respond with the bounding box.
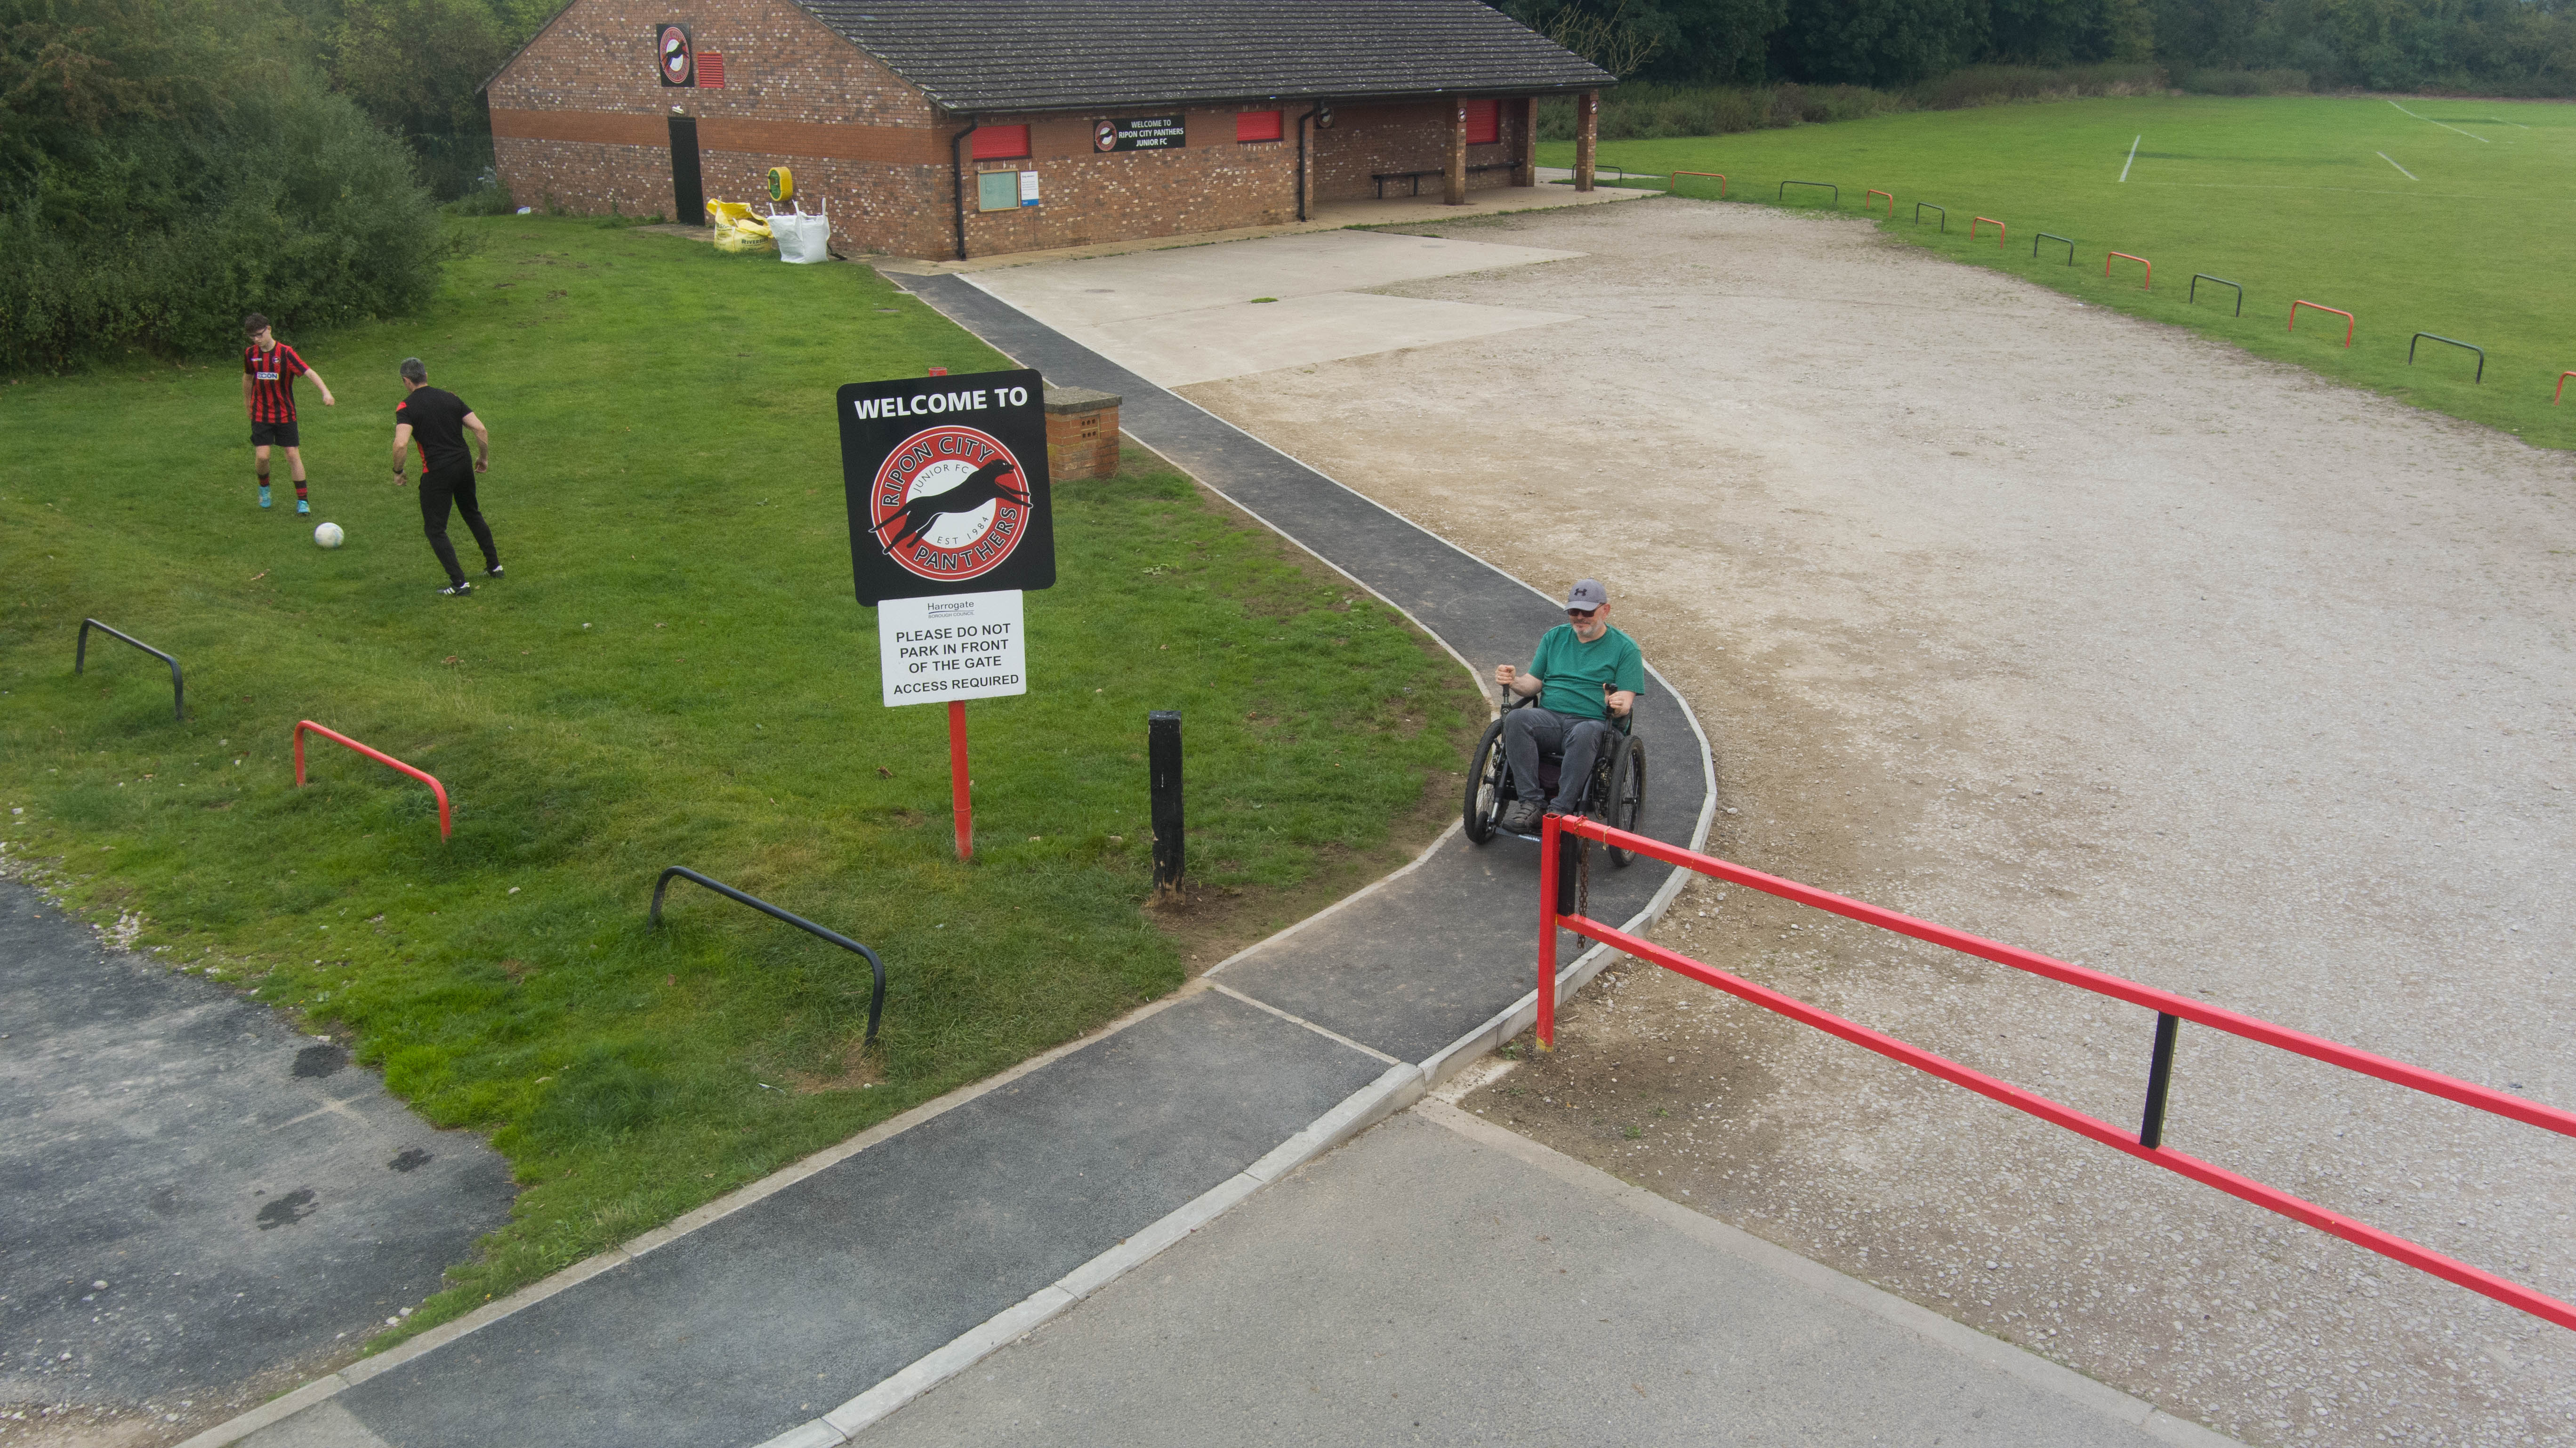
[793,0,1616,114]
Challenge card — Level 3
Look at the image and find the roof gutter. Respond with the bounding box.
[913,80,1612,119]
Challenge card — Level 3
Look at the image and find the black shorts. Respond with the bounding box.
[250,420,300,448]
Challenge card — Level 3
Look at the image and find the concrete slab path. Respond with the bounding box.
[201,256,1712,1448]
[856,1103,2240,1448]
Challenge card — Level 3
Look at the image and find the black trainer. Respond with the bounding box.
[1502,800,1545,833]
[438,581,474,597]
[484,564,505,579]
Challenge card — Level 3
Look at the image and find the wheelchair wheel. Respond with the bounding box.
[1604,736,1645,867]
[1464,717,1508,844]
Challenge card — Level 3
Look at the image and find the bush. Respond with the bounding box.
[1538,62,2164,141]
[2179,68,2311,95]
[0,81,446,372]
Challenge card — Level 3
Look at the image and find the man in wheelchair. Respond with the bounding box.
[1490,578,1645,834]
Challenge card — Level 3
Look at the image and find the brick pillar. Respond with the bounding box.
[1446,100,1468,205]
[1044,385,1121,482]
[1514,96,1537,187]
[1575,91,1598,192]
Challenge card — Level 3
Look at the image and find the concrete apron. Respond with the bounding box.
[193,277,1714,1448]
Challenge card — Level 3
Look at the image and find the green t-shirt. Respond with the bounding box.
[1528,624,1646,721]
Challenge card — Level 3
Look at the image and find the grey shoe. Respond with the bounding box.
[1502,800,1544,833]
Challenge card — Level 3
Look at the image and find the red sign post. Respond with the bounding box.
[842,364,1053,862]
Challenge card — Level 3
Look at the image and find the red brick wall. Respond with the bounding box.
[1310,100,1526,202]
[487,0,957,256]
[958,108,1299,257]
[487,0,1535,258]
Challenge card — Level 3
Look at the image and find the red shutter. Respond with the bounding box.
[971,125,1030,160]
[697,51,724,87]
[1234,110,1283,143]
[1464,98,1500,145]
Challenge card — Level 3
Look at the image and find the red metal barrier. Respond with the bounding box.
[2557,370,2574,403]
[1866,188,1893,217]
[2290,300,2354,347]
[2107,251,2151,289]
[1532,811,2576,1332]
[292,721,452,839]
[1670,170,1726,198]
[1970,216,2005,247]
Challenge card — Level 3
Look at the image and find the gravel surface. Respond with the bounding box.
[1178,198,2576,1448]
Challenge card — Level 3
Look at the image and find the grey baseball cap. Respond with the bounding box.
[1565,578,1609,609]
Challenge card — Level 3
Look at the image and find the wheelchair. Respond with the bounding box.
[1463,684,1646,866]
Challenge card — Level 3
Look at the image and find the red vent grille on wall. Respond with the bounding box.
[697,51,724,86]
[1235,110,1282,143]
[1464,98,1499,145]
[971,125,1030,160]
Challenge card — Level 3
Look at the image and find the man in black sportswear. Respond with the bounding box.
[389,357,500,596]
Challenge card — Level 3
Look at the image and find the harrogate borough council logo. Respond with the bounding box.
[868,425,1033,583]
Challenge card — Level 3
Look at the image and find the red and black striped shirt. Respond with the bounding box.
[243,343,310,423]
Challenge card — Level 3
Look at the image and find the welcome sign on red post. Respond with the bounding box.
[839,368,1057,859]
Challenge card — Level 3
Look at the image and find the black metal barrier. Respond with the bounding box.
[651,867,885,1045]
[2410,332,2485,382]
[76,619,184,721]
[1779,180,1838,206]
[1914,201,1945,232]
[1149,710,1184,898]
[2189,274,2244,317]
[2034,232,2075,265]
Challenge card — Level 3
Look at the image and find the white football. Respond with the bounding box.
[314,521,345,549]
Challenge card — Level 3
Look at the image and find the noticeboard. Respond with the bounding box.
[1095,116,1185,152]
[839,368,1056,606]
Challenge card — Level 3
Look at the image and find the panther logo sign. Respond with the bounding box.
[658,24,693,86]
[868,425,1033,583]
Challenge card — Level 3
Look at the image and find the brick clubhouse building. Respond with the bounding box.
[484,0,1614,260]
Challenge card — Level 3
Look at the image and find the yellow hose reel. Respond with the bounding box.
[766,167,794,202]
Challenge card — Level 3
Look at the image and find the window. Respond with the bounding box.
[971,125,1030,160]
[976,171,1020,211]
[1464,98,1500,146]
[1235,110,1283,144]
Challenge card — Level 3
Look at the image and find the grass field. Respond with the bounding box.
[1542,94,2576,449]
[0,218,1482,1339]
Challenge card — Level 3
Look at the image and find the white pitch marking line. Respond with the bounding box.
[2377,151,2418,180]
[2120,135,2140,182]
[2388,98,2487,142]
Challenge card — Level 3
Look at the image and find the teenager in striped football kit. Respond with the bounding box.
[242,313,336,514]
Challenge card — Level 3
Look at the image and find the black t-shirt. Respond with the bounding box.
[395,386,474,472]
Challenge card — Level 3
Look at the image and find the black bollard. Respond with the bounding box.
[1149,711,1184,898]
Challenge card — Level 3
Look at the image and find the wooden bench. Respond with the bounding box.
[1371,162,1518,199]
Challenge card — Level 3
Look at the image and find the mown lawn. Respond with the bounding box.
[1544,94,2576,449]
[0,217,1481,1339]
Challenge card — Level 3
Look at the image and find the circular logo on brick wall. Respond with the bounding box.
[869,426,1031,583]
[658,24,692,85]
[1094,120,1118,153]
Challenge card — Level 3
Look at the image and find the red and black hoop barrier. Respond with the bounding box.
[293,721,451,839]
[2190,274,2243,317]
[651,866,885,1045]
[77,619,185,721]
[1669,170,1726,198]
[2290,299,2354,347]
[2408,332,2484,383]
[1532,811,2576,1332]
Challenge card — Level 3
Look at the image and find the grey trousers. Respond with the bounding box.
[1502,706,1615,813]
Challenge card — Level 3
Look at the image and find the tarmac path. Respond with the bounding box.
[0,877,513,1441]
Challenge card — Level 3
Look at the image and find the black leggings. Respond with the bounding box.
[419,462,498,585]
